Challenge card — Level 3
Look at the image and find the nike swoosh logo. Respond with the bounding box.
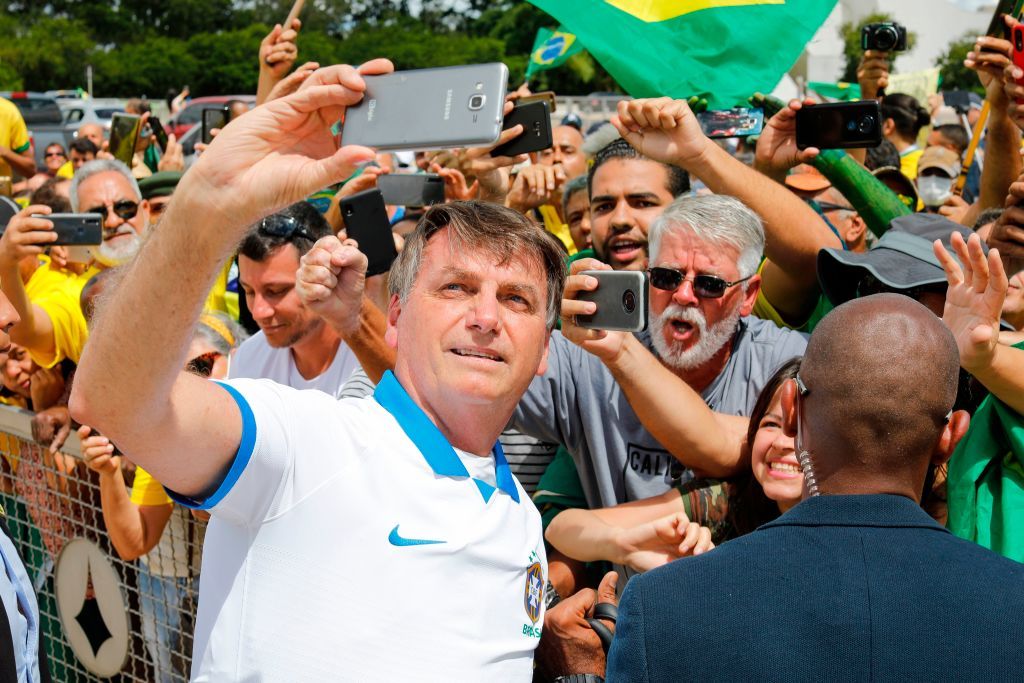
[388,524,446,547]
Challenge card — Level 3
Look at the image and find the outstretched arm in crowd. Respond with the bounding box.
[256,20,302,106]
[614,98,841,323]
[0,206,60,360]
[936,231,1024,416]
[561,258,749,477]
[79,425,172,561]
[71,61,396,498]
[545,491,713,573]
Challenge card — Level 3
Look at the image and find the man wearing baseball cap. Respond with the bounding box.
[916,146,961,211]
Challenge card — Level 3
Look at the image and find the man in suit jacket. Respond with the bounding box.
[607,291,1024,682]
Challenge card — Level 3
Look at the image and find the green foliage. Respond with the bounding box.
[935,33,985,95]
[838,12,917,82]
[0,0,617,96]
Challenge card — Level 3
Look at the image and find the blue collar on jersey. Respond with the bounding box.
[374,370,520,504]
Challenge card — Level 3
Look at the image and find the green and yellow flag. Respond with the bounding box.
[526,0,838,108]
[526,26,585,78]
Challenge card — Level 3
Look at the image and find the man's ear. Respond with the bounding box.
[739,274,761,317]
[535,331,552,377]
[384,293,401,350]
[781,378,799,439]
[932,409,970,466]
[846,215,866,245]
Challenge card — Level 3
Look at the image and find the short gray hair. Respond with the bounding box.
[389,201,567,330]
[70,159,141,211]
[649,195,765,278]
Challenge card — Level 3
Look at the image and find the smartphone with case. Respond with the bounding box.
[340,189,398,276]
[202,106,230,145]
[795,100,882,150]
[1012,25,1024,103]
[518,90,557,113]
[490,100,553,157]
[696,107,764,138]
[30,213,103,246]
[342,63,509,151]
[149,116,169,152]
[377,173,445,207]
[575,270,648,333]
[108,113,142,166]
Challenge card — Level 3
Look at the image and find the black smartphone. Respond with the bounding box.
[339,189,398,276]
[575,270,648,333]
[202,106,230,145]
[377,174,445,207]
[795,101,882,150]
[30,213,103,246]
[109,113,142,166]
[149,116,169,152]
[695,107,764,139]
[491,100,554,157]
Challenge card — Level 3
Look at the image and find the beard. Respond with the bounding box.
[94,231,141,267]
[650,302,742,371]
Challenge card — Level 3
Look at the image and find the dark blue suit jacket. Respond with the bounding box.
[607,494,1024,682]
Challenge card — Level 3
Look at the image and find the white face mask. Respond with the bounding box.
[917,175,953,207]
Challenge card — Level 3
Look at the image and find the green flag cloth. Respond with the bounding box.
[807,81,862,101]
[947,342,1024,563]
[526,0,837,108]
[526,26,584,78]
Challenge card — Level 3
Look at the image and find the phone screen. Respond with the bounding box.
[109,114,142,166]
[696,108,764,138]
[202,107,230,145]
[149,116,169,152]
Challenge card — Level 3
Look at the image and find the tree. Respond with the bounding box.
[935,33,984,95]
[838,12,916,82]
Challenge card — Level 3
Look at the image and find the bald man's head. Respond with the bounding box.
[78,123,105,149]
[792,294,960,497]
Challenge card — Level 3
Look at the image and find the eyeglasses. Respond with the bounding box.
[185,351,222,378]
[258,215,317,242]
[647,266,753,299]
[44,151,66,158]
[84,200,140,221]
[816,201,855,213]
[854,272,944,301]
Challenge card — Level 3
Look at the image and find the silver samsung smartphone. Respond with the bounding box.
[575,270,648,333]
[342,63,509,151]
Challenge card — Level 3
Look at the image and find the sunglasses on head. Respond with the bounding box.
[185,351,222,378]
[259,215,317,242]
[647,266,753,299]
[84,200,140,221]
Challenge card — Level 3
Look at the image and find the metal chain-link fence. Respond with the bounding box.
[0,404,203,682]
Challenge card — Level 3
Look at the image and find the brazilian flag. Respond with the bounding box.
[526,26,585,78]
[526,0,838,108]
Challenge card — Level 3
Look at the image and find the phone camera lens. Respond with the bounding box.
[858,115,876,134]
[468,94,486,111]
[344,207,354,217]
[622,289,636,314]
[1017,34,1023,51]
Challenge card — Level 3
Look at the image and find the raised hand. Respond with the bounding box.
[157,133,184,172]
[0,205,57,269]
[260,20,301,76]
[186,60,393,232]
[266,61,321,102]
[506,163,566,213]
[934,231,1008,373]
[857,49,891,100]
[754,98,820,182]
[612,97,710,170]
[296,235,368,335]
[431,164,479,202]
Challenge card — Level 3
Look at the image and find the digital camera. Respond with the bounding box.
[861,22,907,52]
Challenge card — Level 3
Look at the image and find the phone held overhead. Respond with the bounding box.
[795,101,882,150]
[202,106,230,146]
[491,100,554,157]
[109,113,142,167]
[28,213,103,246]
[377,174,445,208]
[695,108,764,139]
[341,63,509,151]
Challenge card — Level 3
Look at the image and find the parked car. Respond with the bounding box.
[0,91,70,171]
[60,99,125,138]
[168,95,255,138]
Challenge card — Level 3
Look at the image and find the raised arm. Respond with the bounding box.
[0,205,58,359]
[613,98,841,322]
[936,231,1024,416]
[560,258,748,477]
[256,20,302,106]
[70,61,395,498]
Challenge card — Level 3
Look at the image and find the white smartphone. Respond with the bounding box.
[342,63,509,151]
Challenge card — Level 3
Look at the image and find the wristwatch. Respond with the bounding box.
[553,676,605,683]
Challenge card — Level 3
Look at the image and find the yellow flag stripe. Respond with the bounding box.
[605,0,784,23]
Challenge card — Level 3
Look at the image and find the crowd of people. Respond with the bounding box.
[1,11,1024,683]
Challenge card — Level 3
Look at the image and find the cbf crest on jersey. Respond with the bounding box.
[524,562,544,624]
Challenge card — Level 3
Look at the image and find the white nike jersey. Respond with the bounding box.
[171,374,547,682]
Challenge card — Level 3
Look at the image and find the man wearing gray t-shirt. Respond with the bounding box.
[513,194,807,510]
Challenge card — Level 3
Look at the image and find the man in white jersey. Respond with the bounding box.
[70,60,567,681]
[231,200,360,395]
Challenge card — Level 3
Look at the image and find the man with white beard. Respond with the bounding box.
[512,194,807,516]
[0,159,151,368]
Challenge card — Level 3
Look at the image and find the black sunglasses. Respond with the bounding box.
[84,200,140,221]
[647,266,753,299]
[258,215,317,242]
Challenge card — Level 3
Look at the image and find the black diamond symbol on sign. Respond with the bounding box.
[74,557,112,658]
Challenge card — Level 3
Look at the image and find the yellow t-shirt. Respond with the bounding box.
[32,265,100,368]
[56,161,73,179]
[129,466,173,507]
[538,204,577,256]
[900,147,923,181]
[0,99,30,178]
[203,259,233,315]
